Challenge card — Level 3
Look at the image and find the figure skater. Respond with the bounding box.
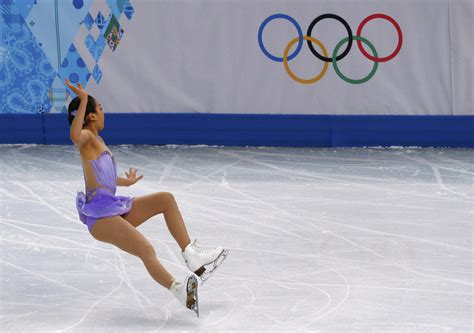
[65,78,228,317]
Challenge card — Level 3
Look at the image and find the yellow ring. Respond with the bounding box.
[283,36,329,84]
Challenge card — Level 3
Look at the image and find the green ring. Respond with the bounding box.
[332,36,378,84]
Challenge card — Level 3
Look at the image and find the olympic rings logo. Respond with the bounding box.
[258,13,403,84]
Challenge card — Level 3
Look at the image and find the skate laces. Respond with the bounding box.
[191,239,216,255]
[169,279,182,292]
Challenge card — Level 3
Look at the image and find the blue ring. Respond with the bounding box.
[258,14,303,63]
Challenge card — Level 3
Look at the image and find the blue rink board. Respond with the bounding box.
[0,113,472,148]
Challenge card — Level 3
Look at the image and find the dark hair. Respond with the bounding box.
[67,95,97,127]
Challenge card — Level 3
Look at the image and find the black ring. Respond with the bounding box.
[306,14,353,62]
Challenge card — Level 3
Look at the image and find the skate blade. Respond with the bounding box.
[190,302,199,318]
[199,249,229,283]
[186,274,199,318]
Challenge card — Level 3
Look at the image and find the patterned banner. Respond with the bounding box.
[0,0,472,116]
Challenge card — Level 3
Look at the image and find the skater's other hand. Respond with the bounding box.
[125,167,144,186]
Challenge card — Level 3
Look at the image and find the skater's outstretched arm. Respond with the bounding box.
[66,79,92,147]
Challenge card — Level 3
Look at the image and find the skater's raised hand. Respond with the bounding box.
[125,167,144,186]
[65,78,88,100]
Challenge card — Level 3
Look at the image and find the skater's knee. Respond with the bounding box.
[163,191,175,202]
[157,191,175,210]
[138,243,157,261]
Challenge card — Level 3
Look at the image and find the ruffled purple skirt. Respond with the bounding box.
[76,188,134,233]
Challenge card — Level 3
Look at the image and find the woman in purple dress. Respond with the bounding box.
[65,79,228,317]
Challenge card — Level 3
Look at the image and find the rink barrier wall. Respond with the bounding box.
[0,114,473,148]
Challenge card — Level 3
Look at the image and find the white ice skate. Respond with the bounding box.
[169,273,200,317]
[182,239,229,283]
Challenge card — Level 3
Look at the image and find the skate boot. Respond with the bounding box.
[169,273,199,317]
[182,239,229,283]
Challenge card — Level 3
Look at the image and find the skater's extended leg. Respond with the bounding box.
[122,192,191,251]
[121,192,228,283]
[90,215,174,288]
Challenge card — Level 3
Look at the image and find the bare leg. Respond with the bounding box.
[122,192,191,251]
[91,215,174,289]
[163,194,191,251]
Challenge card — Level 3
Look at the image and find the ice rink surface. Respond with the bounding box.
[0,144,472,332]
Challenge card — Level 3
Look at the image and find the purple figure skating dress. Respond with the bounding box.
[76,150,133,233]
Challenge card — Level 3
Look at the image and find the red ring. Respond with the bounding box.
[356,14,403,62]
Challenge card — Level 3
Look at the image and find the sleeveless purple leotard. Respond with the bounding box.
[75,150,133,233]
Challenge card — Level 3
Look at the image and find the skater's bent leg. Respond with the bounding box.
[162,192,191,251]
[121,192,191,251]
[90,215,174,289]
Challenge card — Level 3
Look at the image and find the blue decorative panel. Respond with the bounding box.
[0,1,56,114]
[58,43,91,95]
[0,0,134,113]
